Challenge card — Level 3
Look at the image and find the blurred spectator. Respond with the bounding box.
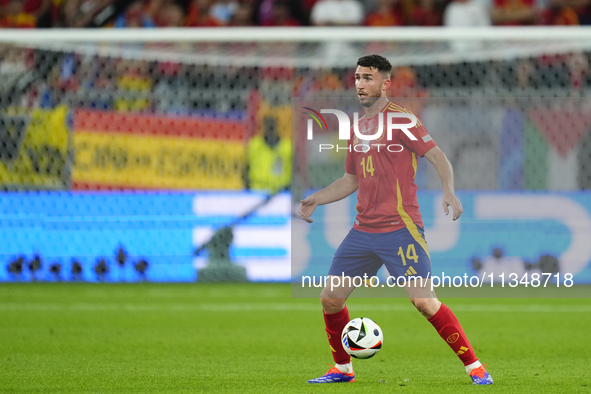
[535,53,571,87]
[0,0,52,27]
[444,0,490,51]
[49,262,62,281]
[57,0,115,27]
[210,0,237,24]
[444,0,490,26]
[229,1,254,25]
[311,70,343,92]
[55,0,114,27]
[257,0,303,25]
[566,0,591,24]
[0,45,30,91]
[387,66,427,95]
[256,0,271,22]
[34,59,72,108]
[540,0,580,23]
[157,2,184,26]
[566,52,588,89]
[185,0,221,26]
[365,0,404,25]
[292,68,342,95]
[386,66,429,115]
[514,58,535,88]
[114,0,155,27]
[301,0,319,16]
[153,61,190,113]
[68,55,114,109]
[71,260,83,281]
[246,116,291,193]
[260,0,300,25]
[408,0,441,25]
[56,0,83,26]
[491,0,538,25]
[94,258,109,281]
[7,256,24,281]
[114,60,152,112]
[310,0,364,25]
[134,259,149,281]
[28,255,42,281]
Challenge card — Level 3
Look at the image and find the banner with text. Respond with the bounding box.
[72,110,246,190]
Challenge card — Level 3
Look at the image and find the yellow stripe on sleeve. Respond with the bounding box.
[387,103,423,127]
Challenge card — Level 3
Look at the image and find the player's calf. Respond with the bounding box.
[409,296,441,318]
[427,303,493,385]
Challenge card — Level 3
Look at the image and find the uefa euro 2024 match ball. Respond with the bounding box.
[341,317,383,359]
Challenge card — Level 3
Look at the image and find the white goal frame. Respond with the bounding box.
[0,27,591,43]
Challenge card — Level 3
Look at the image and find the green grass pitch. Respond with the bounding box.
[1,283,590,393]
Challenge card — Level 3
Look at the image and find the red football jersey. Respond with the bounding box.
[345,101,437,233]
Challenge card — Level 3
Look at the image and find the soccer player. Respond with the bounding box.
[299,55,493,385]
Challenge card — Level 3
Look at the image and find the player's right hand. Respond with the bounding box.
[299,195,317,223]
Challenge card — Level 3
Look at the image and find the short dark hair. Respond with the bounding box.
[356,55,392,78]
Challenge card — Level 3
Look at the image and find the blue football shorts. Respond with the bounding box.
[327,226,431,279]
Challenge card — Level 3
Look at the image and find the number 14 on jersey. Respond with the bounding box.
[360,155,375,178]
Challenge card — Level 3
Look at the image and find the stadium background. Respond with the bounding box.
[2,3,591,392]
[2,25,591,285]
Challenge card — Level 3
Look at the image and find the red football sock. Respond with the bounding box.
[428,303,478,366]
[323,306,351,365]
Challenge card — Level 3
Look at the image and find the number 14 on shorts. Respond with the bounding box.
[398,244,419,266]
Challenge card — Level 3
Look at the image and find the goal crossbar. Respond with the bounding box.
[1,27,591,43]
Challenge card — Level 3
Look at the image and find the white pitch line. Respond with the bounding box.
[0,303,590,313]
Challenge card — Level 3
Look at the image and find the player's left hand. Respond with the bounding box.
[299,195,318,223]
[442,190,463,221]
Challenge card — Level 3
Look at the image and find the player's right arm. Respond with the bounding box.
[298,173,358,223]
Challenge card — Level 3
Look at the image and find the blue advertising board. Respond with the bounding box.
[1,191,591,284]
[0,191,291,282]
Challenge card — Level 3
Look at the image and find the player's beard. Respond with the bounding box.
[358,92,381,108]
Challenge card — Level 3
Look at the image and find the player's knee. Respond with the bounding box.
[410,297,440,318]
[320,297,346,314]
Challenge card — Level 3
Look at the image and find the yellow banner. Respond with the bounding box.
[72,132,245,190]
[0,106,69,190]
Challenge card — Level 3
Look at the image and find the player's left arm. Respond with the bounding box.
[424,146,463,221]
